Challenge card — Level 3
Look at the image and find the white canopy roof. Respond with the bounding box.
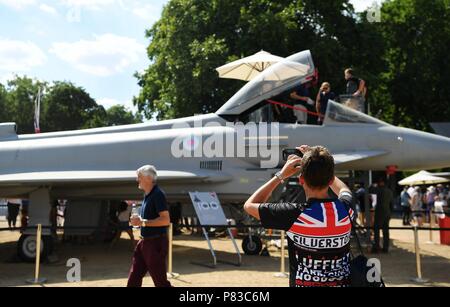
[216,50,314,116]
[398,170,449,186]
[216,50,286,81]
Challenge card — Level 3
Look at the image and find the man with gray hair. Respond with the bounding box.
[127,165,172,287]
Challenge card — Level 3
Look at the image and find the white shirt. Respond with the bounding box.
[434,200,446,219]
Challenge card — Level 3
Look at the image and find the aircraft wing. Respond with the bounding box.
[0,170,232,185]
[332,150,388,165]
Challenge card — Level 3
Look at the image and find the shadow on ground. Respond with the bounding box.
[0,232,448,287]
[0,234,281,287]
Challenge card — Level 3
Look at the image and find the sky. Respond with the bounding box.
[0,0,379,115]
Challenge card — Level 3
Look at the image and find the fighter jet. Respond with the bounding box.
[1,50,449,260]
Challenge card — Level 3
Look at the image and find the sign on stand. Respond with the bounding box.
[189,192,241,268]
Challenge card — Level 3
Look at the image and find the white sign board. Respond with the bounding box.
[189,192,228,226]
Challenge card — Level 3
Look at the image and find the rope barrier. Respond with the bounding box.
[267,99,324,118]
[1,224,450,233]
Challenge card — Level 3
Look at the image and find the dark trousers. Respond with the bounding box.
[402,206,411,225]
[7,216,17,228]
[7,203,19,228]
[374,218,390,251]
[127,236,172,287]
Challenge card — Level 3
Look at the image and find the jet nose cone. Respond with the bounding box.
[437,136,450,164]
[403,128,450,170]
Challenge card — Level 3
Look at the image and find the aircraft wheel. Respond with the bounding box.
[242,235,262,255]
[17,234,53,263]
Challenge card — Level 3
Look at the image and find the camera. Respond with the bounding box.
[282,148,303,161]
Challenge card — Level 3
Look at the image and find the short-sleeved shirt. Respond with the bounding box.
[346,77,361,95]
[118,206,131,222]
[356,187,366,212]
[140,185,168,237]
[375,187,393,221]
[400,191,411,207]
[258,191,354,287]
[318,91,336,115]
[292,84,310,99]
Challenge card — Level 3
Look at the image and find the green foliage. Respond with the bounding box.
[135,0,385,120]
[105,105,143,126]
[0,83,9,123]
[42,81,104,132]
[4,76,47,134]
[135,0,449,133]
[376,0,450,131]
[2,0,448,133]
[1,77,143,133]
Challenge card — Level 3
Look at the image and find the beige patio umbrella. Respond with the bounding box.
[398,170,449,186]
[216,50,294,81]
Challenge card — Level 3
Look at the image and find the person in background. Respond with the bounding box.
[411,186,423,227]
[344,68,366,98]
[355,184,367,226]
[407,185,415,198]
[20,200,29,232]
[169,202,182,235]
[420,187,428,222]
[110,201,135,251]
[315,82,335,125]
[6,199,21,230]
[437,184,447,206]
[368,183,379,236]
[372,178,393,253]
[400,186,412,225]
[290,83,315,124]
[49,200,59,239]
[344,68,367,112]
[425,186,436,223]
[433,195,447,223]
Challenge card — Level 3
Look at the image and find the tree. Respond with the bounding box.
[373,0,450,131]
[1,77,144,133]
[41,81,106,132]
[0,83,9,123]
[4,76,46,134]
[105,105,143,126]
[135,0,385,121]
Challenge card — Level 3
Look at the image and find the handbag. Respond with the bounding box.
[345,203,385,287]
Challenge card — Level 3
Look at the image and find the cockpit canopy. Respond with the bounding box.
[324,100,388,125]
[216,50,315,116]
[215,50,388,126]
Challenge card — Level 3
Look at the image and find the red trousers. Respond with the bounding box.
[127,236,172,287]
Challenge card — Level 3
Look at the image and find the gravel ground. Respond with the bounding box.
[0,218,448,287]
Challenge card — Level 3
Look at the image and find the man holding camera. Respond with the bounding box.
[244,145,354,287]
